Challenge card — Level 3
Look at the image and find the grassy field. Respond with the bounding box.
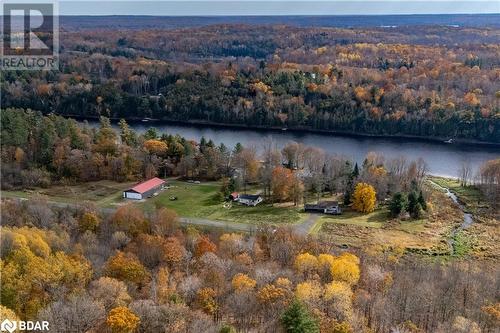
[428,177,486,213]
[2,180,134,206]
[140,180,305,225]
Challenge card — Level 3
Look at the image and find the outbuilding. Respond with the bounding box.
[237,194,263,206]
[123,177,166,200]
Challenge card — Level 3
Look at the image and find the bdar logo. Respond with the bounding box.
[0,319,17,333]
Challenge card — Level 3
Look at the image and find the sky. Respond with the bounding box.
[54,1,500,16]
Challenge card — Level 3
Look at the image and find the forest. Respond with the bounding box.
[1,24,499,142]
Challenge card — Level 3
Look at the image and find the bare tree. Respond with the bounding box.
[458,159,473,186]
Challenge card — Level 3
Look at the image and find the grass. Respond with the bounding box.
[2,180,135,206]
[319,208,388,229]
[140,180,304,224]
[452,230,474,257]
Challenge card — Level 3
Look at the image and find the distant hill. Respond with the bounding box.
[59,14,500,31]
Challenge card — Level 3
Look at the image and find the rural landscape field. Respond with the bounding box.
[1,2,499,333]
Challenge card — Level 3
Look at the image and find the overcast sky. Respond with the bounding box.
[56,1,500,16]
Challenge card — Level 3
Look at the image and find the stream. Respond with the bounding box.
[429,181,473,254]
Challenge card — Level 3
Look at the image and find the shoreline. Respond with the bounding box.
[71,115,500,148]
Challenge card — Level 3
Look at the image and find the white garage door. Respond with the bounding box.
[124,191,142,200]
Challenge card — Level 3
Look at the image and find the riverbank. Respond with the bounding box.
[70,115,500,148]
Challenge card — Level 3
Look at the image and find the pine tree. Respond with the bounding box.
[281,300,319,333]
[389,192,407,217]
[352,162,359,178]
[407,191,422,218]
[418,190,427,211]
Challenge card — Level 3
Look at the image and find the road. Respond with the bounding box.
[4,196,319,235]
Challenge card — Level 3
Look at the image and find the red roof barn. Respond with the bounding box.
[123,177,166,200]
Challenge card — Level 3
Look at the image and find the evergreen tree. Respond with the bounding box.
[407,191,422,218]
[143,127,158,140]
[233,142,243,154]
[418,190,427,211]
[352,162,359,178]
[389,192,407,217]
[281,300,319,333]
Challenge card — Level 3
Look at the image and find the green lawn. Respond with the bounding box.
[140,180,304,224]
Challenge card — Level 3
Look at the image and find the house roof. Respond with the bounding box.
[127,177,165,194]
[239,194,261,201]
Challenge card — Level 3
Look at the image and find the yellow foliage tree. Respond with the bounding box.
[106,306,140,333]
[257,284,288,305]
[330,255,360,286]
[295,280,322,301]
[294,253,319,275]
[352,182,376,213]
[232,273,257,292]
[0,228,91,318]
[196,287,219,316]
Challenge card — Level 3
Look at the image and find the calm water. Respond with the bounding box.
[97,121,499,178]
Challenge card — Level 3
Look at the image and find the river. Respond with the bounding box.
[91,120,499,178]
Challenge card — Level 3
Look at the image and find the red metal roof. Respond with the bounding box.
[129,177,165,194]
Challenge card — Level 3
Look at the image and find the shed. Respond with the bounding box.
[123,177,166,200]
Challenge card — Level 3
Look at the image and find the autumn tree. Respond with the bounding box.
[151,207,179,237]
[89,277,131,311]
[330,253,360,286]
[104,251,149,285]
[78,211,100,233]
[271,166,293,202]
[294,253,319,277]
[352,182,376,213]
[111,204,149,237]
[106,306,140,333]
[232,273,257,292]
[144,139,168,156]
[194,236,217,257]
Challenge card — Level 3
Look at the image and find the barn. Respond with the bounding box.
[123,177,166,200]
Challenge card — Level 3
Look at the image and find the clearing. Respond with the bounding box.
[139,180,305,225]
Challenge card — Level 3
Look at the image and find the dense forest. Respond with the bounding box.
[1,24,499,142]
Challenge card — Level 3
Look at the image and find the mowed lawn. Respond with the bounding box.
[140,180,304,224]
[316,207,427,233]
